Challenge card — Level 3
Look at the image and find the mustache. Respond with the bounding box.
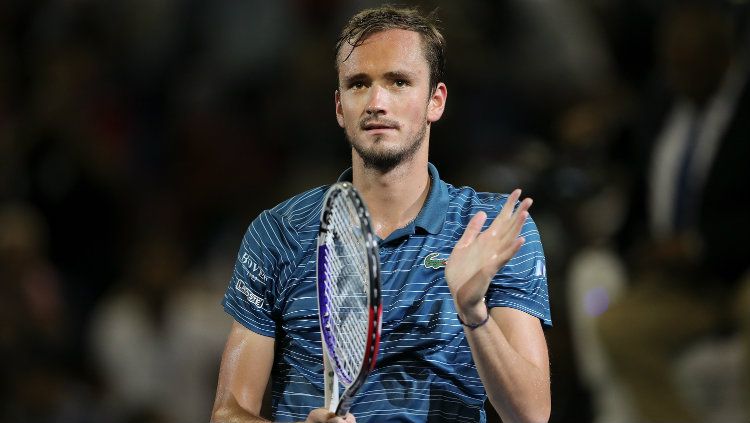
[359,117,400,130]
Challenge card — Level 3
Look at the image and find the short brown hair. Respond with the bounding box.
[335,5,446,92]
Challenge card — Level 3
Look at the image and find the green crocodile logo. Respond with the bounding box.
[423,252,448,269]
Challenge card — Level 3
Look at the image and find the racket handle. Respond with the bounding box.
[335,392,354,417]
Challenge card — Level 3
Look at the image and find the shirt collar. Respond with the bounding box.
[336,162,449,235]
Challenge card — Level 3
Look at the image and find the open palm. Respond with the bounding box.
[445,189,533,321]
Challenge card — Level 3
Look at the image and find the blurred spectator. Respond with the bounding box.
[740,271,750,408]
[598,1,750,422]
[0,202,103,423]
[547,80,636,423]
[0,202,65,361]
[89,231,231,423]
[89,233,184,422]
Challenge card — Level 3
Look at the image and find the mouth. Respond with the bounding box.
[361,120,399,132]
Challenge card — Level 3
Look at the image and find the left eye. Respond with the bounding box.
[394,80,407,87]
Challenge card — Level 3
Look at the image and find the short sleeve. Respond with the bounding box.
[486,214,552,327]
[222,211,288,337]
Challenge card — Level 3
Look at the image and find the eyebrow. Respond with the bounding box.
[342,73,370,86]
[383,70,417,81]
[341,70,418,86]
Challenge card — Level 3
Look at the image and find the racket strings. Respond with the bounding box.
[323,192,371,384]
[327,225,367,377]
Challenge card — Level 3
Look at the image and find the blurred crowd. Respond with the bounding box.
[1,1,748,422]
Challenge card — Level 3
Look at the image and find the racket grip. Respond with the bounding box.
[335,393,354,417]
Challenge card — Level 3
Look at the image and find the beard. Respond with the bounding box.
[346,117,428,173]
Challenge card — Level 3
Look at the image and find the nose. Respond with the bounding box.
[365,84,387,115]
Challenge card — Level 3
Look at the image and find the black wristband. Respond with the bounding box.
[457,305,490,329]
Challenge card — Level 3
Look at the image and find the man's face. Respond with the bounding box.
[335,29,446,172]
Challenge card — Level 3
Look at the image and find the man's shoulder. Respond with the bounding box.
[445,183,513,214]
[241,185,329,260]
[265,185,330,231]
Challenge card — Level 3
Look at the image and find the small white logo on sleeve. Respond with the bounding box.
[239,252,270,283]
[534,259,546,277]
[235,279,264,308]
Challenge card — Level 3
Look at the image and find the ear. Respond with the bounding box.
[335,89,344,128]
[427,82,447,123]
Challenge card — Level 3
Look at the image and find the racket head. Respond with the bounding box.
[316,182,382,415]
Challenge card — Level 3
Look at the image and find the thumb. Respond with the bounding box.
[456,211,486,248]
[306,408,335,422]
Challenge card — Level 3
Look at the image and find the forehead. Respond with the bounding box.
[337,29,429,78]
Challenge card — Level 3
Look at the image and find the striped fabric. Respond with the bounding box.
[222,163,551,422]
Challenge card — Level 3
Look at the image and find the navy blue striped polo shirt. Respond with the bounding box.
[222,163,551,422]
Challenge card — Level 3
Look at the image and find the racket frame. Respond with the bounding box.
[316,182,382,416]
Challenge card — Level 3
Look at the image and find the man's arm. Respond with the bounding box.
[462,307,550,423]
[445,189,550,423]
[211,321,275,423]
[211,321,356,423]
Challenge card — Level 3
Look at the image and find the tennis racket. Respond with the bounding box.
[316,182,382,416]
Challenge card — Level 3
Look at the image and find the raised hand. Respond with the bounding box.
[445,189,533,324]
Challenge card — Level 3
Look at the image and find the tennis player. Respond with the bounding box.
[211,6,551,423]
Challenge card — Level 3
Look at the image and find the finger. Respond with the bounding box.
[509,236,526,258]
[511,198,534,231]
[326,414,355,423]
[490,190,522,237]
[489,191,527,237]
[513,197,533,217]
[307,408,338,423]
[489,200,531,265]
[509,198,533,236]
[498,189,522,220]
[489,234,527,270]
[456,211,487,248]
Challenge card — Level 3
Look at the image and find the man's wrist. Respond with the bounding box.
[457,301,490,329]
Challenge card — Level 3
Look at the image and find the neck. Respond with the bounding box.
[351,149,431,240]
